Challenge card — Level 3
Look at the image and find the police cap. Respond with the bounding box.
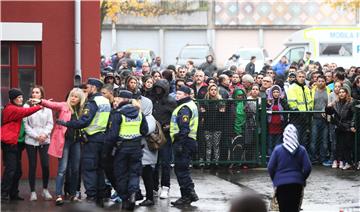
[87,78,103,89]
[117,90,133,99]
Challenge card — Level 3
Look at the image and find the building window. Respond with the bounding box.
[0,42,41,107]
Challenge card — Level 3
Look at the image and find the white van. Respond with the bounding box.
[272,26,360,68]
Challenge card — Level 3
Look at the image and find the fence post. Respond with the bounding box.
[355,105,359,164]
[260,97,267,167]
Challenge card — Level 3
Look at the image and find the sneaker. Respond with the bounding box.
[342,163,352,170]
[42,189,53,200]
[332,160,338,169]
[339,161,344,169]
[30,192,37,201]
[139,199,154,206]
[159,186,169,199]
[75,191,81,200]
[322,160,332,167]
[55,196,64,206]
[70,195,81,202]
[171,197,191,206]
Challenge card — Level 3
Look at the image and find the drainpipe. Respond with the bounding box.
[74,0,81,87]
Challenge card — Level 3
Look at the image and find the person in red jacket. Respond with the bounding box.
[1,88,42,201]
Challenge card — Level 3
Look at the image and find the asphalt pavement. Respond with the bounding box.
[1,166,359,212]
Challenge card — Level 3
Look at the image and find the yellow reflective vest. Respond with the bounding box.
[83,96,111,135]
[287,83,313,111]
[170,100,199,143]
[118,113,142,140]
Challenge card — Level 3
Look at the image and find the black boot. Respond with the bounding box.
[171,196,191,206]
[188,190,199,202]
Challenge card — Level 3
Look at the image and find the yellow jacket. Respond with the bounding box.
[287,82,313,111]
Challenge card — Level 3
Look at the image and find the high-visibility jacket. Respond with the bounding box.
[287,83,313,111]
[119,113,142,140]
[83,96,111,135]
[170,100,199,142]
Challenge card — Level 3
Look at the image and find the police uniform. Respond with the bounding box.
[103,90,148,210]
[170,86,199,206]
[58,78,111,204]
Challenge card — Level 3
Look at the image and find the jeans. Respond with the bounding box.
[268,134,283,156]
[310,118,328,162]
[55,140,80,196]
[154,132,172,189]
[25,144,50,192]
[328,123,336,161]
[1,143,24,198]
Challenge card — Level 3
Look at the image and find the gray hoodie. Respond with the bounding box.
[140,96,158,166]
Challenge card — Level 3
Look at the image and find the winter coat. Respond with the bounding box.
[149,79,177,129]
[233,89,246,135]
[326,99,355,132]
[40,99,73,158]
[140,96,158,166]
[202,99,226,131]
[23,104,53,146]
[268,124,312,187]
[190,82,208,100]
[268,145,312,187]
[1,103,42,145]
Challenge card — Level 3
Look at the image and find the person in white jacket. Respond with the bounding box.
[24,86,53,201]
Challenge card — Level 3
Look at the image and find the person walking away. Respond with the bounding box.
[56,78,111,207]
[268,124,312,212]
[1,88,42,201]
[24,86,53,201]
[245,56,256,76]
[170,86,199,206]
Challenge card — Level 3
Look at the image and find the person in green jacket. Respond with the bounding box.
[233,88,246,136]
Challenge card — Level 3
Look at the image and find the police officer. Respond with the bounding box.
[170,86,199,206]
[57,78,111,206]
[104,90,148,210]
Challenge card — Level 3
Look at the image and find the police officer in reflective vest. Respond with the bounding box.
[170,86,199,206]
[104,90,148,210]
[57,78,111,206]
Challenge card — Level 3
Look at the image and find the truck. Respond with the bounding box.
[271,26,360,68]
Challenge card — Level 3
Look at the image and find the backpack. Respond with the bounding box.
[145,121,167,151]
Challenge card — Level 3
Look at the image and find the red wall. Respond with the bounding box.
[1,0,100,178]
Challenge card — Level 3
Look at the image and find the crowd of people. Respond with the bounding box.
[1,49,359,210]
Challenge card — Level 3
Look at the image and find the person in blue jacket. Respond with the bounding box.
[103,90,148,210]
[272,56,290,79]
[57,78,111,207]
[267,124,312,212]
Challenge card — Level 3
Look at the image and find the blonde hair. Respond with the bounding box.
[205,83,222,100]
[66,88,86,115]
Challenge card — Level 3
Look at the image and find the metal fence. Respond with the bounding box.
[190,98,360,168]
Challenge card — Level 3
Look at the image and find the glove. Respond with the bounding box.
[56,119,68,127]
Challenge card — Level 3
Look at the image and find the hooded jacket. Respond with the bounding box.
[139,96,158,166]
[149,79,177,128]
[267,124,312,187]
[1,103,42,145]
[233,89,246,135]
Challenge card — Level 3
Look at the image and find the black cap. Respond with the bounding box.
[117,90,133,99]
[177,86,191,95]
[87,78,103,89]
[288,72,296,78]
[9,88,23,101]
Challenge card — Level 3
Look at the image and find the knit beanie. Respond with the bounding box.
[9,88,23,101]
